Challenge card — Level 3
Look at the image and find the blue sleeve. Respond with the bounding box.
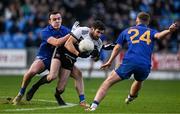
[115,30,126,45]
[61,26,71,35]
[151,29,158,39]
[100,34,107,42]
[41,30,52,41]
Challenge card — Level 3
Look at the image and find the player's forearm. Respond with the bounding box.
[64,40,79,56]
[56,34,70,46]
[155,30,171,39]
[107,45,121,63]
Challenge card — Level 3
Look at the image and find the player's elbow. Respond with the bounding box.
[57,34,70,46]
[154,33,160,39]
[64,40,71,50]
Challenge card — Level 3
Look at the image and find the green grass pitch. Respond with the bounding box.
[0,75,180,114]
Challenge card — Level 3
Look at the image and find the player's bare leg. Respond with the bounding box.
[87,60,94,79]
[55,68,71,105]
[26,58,61,101]
[47,58,61,81]
[71,66,89,108]
[13,59,45,105]
[125,80,143,104]
[87,70,121,111]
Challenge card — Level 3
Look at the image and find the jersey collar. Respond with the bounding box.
[137,24,147,27]
[48,25,61,31]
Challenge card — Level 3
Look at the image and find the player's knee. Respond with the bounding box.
[71,70,83,80]
[56,88,65,95]
[26,70,38,77]
[77,71,83,79]
[47,74,57,81]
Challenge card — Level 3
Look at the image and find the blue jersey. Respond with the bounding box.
[116,24,157,66]
[37,25,70,59]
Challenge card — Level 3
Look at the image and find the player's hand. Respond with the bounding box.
[100,62,112,70]
[91,47,100,59]
[71,21,80,32]
[169,23,178,32]
[78,52,90,58]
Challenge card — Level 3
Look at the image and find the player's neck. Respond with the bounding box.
[136,23,147,27]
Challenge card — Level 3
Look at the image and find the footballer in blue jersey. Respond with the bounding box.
[115,24,158,81]
[12,11,84,105]
[87,12,178,111]
[36,25,70,70]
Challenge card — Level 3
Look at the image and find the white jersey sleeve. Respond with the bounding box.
[71,27,90,40]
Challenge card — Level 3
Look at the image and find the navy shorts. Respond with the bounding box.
[115,61,150,81]
[53,47,77,71]
[36,56,51,70]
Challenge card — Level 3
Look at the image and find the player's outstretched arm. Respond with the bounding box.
[100,44,121,70]
[155,23,178,39]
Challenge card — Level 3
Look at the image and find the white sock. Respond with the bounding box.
[90,103,98,109]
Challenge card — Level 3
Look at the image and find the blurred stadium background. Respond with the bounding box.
[0,0,179,79]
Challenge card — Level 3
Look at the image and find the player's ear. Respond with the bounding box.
[91,28,94,32]
[48,19,51,24]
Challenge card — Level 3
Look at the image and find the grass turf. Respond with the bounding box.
[0,75,180,113]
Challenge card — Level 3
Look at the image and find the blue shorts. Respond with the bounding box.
[36,56,51,70]
[115,61,150,81]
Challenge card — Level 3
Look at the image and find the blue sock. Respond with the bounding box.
[19,88,26,95]
[79,94,85,102]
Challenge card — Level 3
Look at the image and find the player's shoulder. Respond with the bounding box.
[120,28,130,34]
[76,26,90,32]
[73,26,90,35]
[41,25,50,32]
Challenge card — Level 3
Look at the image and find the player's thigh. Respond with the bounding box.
[70,65,82,79]
[48,58,61,78]
[115,63,134,80]
[105,70,122,85]
[57,68,71,89]
[28,59,46,74]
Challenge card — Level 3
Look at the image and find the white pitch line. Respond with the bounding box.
[32,99,57,103]
[1,96,77,112]
[4,103,77,112]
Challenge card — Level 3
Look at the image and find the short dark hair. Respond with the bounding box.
[91,20,106,31]
[137,12,150,24]
[48,11,61,19]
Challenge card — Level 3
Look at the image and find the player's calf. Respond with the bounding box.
[54,88,66,105]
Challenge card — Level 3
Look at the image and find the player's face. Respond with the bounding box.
[91,28,104,40]
[49,13,62,29]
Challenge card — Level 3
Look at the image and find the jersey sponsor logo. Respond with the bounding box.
[82,30,89,35]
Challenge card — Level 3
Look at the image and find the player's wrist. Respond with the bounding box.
[76,51,80,56]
